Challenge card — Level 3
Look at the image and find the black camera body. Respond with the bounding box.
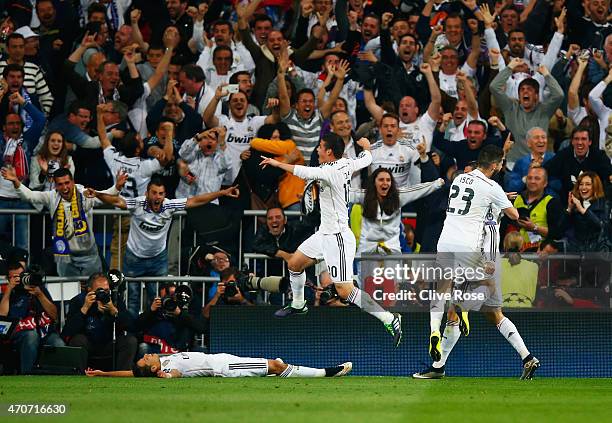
[95,287,111,304]
[223,281,238,298]
[20,265,44,289]
[159,285,192,318]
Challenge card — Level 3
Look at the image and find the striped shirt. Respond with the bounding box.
[0,61,54,115]
[124,196,187,258]
[282,109,324,163]
[178,137,230,202]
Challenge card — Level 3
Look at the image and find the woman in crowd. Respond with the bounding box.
[565,172,609,253]
[29,131,74,191]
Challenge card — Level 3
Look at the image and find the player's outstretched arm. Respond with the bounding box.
[85,368,134,377]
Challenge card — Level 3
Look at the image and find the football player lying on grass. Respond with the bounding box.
[85,352,352,378]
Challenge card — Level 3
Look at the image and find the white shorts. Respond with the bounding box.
[208,353,268,378]
[298,229,356,283]
[436,243,486,284]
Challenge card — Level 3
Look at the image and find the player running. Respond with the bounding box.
[86,352,352,378]
[414,200,540,379]
[260,133,403,347]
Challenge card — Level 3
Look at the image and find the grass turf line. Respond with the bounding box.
[0,377,610,423]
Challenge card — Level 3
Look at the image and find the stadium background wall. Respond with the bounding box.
[210,307,612,377]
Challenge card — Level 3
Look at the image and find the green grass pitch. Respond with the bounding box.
[1,376,610,422]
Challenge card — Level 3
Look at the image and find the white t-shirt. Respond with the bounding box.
[399,112,437,151]
[438,63,476,99]
[159,352,215,378]
[293,151,372,234]
[438,169,512,252]
[125,196,187,258]
[369,140,420,187]
[103,146,161,198]
[218,114,267,184]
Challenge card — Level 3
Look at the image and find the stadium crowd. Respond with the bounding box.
[1,0,612,373]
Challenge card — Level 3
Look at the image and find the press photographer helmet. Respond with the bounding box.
[20,265,44,288]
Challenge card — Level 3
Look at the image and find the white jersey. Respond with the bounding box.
[438,169,512,252]
[218,114,267,184]
[399,112,437,151]
[159,352,268,378]
[294,150,372,234]
[103,146,161,198]
[482,203,502,262]
[369,140,420,187]
[124,196,187,258]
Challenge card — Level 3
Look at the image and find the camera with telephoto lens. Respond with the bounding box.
[160,285,192,318]
[95,287,111,304]
[20,265,44,288]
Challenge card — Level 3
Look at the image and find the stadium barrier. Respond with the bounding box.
[210,305,612,377]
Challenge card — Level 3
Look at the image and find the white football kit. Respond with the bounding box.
[159,352,268,378]
[103,146,161,198]
[437,169,512,281]
[294,151,372,282]
[369,140,420,187]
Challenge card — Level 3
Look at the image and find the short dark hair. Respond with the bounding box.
[212,19,233,33]
[156,117,175,129]
[84,21,103,37]
[467,120,487,133]
[398,33,418,45]
[518,78,539,93]
[132,362,156,378]
[117,131,140,158]
[508,28,525,38]
[220,267,239,282]
[68,100,91,117]
[477,145,504,167]
[444,12,463,25]
[380,113,400,125]
[571,126,591,140]
[2,63,25,78]
[252,14,273,27]
[52,168,73,180]
[266,206,285,218]
[296,88,315,102]
[6,33,25,46]
[86,272,109,289]
[6,261,24,277]
[147,43,165,52]
[180,64,205,82]
[321,133,345,160]
[229,70,250,84]
[256,122,292,140]
[362,13,380,24]
[330,110,350,123]
[147,176,166,191]
[213,45,233,59]
[87,2,106,18]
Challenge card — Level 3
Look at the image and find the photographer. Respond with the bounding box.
[0,262,64,374]
[202,267,254,319]
[62,272,136,371]
[136,284,206,357]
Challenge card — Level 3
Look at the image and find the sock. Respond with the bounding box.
[288,270,306,307]
[433,320,460,368]
[430,311,444,334]
[497,317,530,360]
[346,286,394,325]
[279,364,325,377]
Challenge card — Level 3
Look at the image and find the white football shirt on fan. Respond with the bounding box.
[369,140,420,187]
[124,197,187,258]
[217,114,267,184]
[293,151,372,234]
[399,112,437,151]
[438,169,512,252]
[103,146,162,198]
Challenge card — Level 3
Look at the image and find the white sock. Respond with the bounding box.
[288,270,306,307]
[430,311,444,333]
[433,321,460,368]
[280,364,325,377]
[497,317,530,360]
[347,286,394,324]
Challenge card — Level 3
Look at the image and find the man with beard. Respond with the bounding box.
[490,58,564,166]
[87,178,240,318]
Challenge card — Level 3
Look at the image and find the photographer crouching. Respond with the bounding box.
[62,272,136,370]
[136,284,206,357]
[0,262,64,374]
